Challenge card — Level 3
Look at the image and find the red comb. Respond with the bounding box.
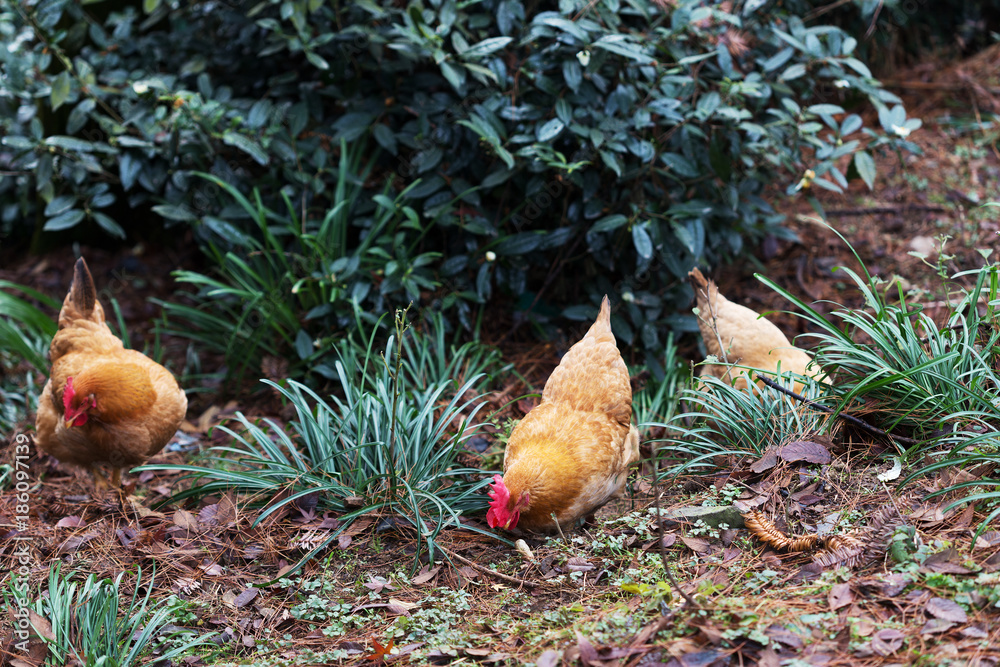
[486,475,510,528]
[63,377,76,412]
[487,474,508,504]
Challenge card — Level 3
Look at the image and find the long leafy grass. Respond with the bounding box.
[6,563,213,666]
[140,308,501,574]
[400,310,507,391]
[0,281,58,374]
[759,263,1000,444]
[656,227,1000,537]
[653,371,828,477]
[156,139,438,385]
[0,282,57,429]
[633,334,689,431]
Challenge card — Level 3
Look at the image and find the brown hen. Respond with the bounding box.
[487,295,640,533]
[689,267,823,392]
[34,258,187,488]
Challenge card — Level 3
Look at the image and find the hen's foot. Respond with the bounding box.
[90,465,113,491]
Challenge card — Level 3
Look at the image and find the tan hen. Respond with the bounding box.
[689,267,822,393]
[34,257,187,488]
[487,295,640,533]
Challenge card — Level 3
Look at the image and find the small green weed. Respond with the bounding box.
[390,588,474,656]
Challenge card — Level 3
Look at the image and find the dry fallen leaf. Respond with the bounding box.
[961,625,989,639]
[386,598,418,615]
[233,587,259,608]
[28,610,54,642]
[411,566,441,585]
[515,539,535,562]
[10,640,47,667]
[776,440,831,465]
[575,631,600,667]
[750,448,780,473]
[129,498,165,519]
[680,534,711,554]
[55,516,86,528]
[879,573,911,597]
[920,618,954,635]
[172,509,199,532]
[871,628,905,656]
[828,582,853,610]
[925,597,968,623]
[565,556,594,572]
[57,532,98,554]
[199,495,237,527]
[196,405,222,433]
[978,531,1000,546]
[364,638,394,663]
[364,577,395,594]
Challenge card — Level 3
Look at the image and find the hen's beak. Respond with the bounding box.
[65,407,86,427]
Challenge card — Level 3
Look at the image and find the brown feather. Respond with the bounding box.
[500,295,640,532]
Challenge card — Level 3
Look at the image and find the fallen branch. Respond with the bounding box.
[823,205,949,217]
[753,373,920,447]
[652,456,703,611]
[440,545,538,588]
[882,79,1000,96]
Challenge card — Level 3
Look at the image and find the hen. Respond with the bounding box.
[689,268,822,393]
[34,257,187,488]
[487,296,640,533]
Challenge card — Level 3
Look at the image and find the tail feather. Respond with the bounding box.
[688,267,719,306]
[541,294,631,421]
[582,295,614,344]
[58,257,105,327]
[71,258,97,316]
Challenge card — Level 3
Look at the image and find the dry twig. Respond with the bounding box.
[753,373,920,446]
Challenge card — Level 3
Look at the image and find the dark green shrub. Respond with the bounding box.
[1,0,919,372]
[784,0,1000,69]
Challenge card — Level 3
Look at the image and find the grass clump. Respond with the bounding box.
[6,563,213,667]
[653,372,828,478]
[0,281,57,375]
[760,262,1000,443]
[0,281,57,430]
[142,307,501,574]
[157,141,440,386]
[656,229,1000,537]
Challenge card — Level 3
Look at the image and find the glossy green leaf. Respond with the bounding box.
[461,36,513,58]
[50,71,72,111]
[632,223,653,260]
[222,131,270,165]
[44,209,85,232]
[853,151,876,190]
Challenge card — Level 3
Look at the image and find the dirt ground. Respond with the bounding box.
[1,48,1000,667]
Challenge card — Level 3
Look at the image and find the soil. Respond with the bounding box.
[1,49,1000,667]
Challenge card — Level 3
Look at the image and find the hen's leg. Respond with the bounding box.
[110,468,122,488]
[90,465,112,491]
